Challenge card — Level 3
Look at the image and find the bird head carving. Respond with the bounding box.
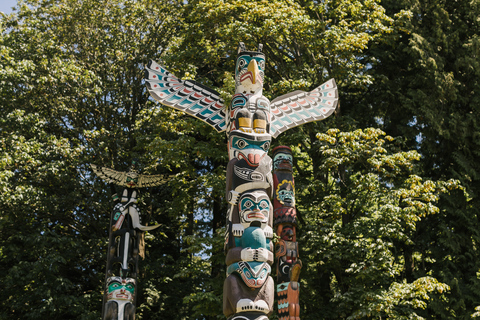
[235,42,265,96]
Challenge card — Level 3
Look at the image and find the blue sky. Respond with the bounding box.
[0,0,18,15]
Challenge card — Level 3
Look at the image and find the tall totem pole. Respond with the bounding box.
[91,163,169,320]
[145,43,338,320]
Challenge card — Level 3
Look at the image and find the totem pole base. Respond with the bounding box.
[227,312,269,320]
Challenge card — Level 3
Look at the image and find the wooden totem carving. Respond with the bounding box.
[145,42,338,320]
[91,163,169,320]
[272,146,302,320]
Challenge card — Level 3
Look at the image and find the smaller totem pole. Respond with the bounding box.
[91,163,169,320]
[272,146,302,320]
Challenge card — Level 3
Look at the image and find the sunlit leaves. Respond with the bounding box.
[300,128,463,319]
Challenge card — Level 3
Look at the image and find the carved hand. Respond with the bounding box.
[232,224,244,237]
[241,247,269,262]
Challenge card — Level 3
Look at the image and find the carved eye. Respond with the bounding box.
[243,200,253,209]
[259,201,269,209]
[238,58,247,71]
[262,141,270,151]
[258,60,265,70]
[235,139,247,149]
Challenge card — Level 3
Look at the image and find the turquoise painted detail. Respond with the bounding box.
[278,302,289,309]
[113,211,121,221]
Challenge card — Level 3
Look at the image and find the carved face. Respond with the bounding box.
[237,261,271,288]
[235,53,265,96]
[106,277,135,302]
[280,225,295,241]
[126,172,138,188]
[273,151,293,171]
[228,132,271,166]
[276,180,295,207]
[239,190,271,227]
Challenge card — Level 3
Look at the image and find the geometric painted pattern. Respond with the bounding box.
[145,60,227,132]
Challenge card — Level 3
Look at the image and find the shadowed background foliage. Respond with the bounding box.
[1,0,479,319]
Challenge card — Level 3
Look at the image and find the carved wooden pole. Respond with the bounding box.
[222,44,274,320]
[91,163,168,320]
[144,42,338,320]
[272,146,302,320]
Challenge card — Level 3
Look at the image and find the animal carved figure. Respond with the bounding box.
[272,146,302,320]
[145,42,338,320]
[92,163,170,320]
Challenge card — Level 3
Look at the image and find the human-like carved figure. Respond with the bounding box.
[92,163,169,320]
[272,146,302,320]
[103,277,136,320]
[145,42,338,320]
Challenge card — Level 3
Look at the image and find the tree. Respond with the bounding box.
[1,0,474,319]
[364,0,480,317]
[299,128,461,319]
[0,0,189,318]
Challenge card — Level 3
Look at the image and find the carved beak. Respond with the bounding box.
[247,59,259,84]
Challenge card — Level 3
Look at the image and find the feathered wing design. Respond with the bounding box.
[269,79,338,138]
[90,164,170,188]
[91,164,127,185]
[136,173,171,188]
[144,60,227,133]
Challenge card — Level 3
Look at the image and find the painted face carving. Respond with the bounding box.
[276,180,295,207]
[228,132,271,166]
[280,225,295,241]
[106,277,135,302]
[237,261,270,288]
[126,173,138,188]
[239,191,271,227]
[273,151,293,171]
[235,54,265,96]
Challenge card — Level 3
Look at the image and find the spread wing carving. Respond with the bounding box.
[136,174,171,188]
[269,79,338,138]
[144,60,227,133]
[90,164,170,188]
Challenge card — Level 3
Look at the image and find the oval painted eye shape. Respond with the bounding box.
[257,60,265,70]
[111,283,120,289]
[242,200,254,209]
[235,139,247,149]
[261,141,270,151]
[237,58,247,71]
[259,200,269,209]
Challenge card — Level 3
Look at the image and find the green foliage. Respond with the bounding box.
[1,0,479,319]
[298,128,462,319]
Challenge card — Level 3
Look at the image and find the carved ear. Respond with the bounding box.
[258,44,263,52]
[238,42,246,54]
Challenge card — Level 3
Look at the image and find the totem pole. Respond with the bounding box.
[144,42,338,320]
[272,146,302,320]
[91,163,169,320]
